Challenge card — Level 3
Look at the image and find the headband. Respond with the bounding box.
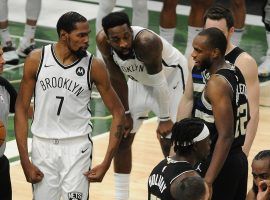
[180,124,210,147]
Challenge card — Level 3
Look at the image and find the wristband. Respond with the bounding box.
[159,117,171,122]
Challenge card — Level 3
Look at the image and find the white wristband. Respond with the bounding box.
[159,117,171,122]
[125,110,131,115]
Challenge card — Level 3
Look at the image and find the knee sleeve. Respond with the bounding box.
[0,0,8,22]
[96,0,116,33]
[25,0,41,20]
[132,0,148,27]
[263,0,270,30]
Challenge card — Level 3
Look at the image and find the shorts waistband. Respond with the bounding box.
[33,134,92,145]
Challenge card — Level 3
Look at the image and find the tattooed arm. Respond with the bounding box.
[84,57,125,182]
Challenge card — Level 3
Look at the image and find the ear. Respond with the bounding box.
[193,143,199,152]
[211,48,220,59]
[228,27,234,41]
[60,30,68,41]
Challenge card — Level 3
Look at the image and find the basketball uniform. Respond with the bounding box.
[191,46,245,114]
[111,26,188,134]
[31,44,93,200]
[194,65,249,200]
[148,157,194,200]
[0,76,17,200]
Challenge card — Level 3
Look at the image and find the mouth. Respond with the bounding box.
[121,48,130,55]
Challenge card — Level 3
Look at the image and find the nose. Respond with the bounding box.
[255,177,263,186]
[83,36,89,44]
[191,50,196,58]
[119,39,128,48]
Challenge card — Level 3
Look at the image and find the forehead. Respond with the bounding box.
[204,18,228,33]
[107,24,131,38]
[252,159,270,172]
[72,21,90,33]
[193,35,208,47]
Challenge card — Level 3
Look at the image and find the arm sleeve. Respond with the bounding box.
[0,77,17,113]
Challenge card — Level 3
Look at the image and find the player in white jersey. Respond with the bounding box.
[15,11,125,200]
[96,11,188,200]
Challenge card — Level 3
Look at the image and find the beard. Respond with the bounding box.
[71,47,88,59]
[196,57,212,71]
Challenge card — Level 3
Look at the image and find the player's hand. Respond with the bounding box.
[123,113,133,138]
[257,180,270,200]
[22,161,44,184]
[84,163,109,182]
[156,119,173,138]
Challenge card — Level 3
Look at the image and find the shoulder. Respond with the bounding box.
[235,52,258,80]
[25,48,43,65]
[96,30,111,57]
[134,30,161,48]
[90,57,108,81]
[235,52,257,71]
[134,30,162,60]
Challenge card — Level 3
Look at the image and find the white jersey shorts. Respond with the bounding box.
[31,134,92,200]
[128,65,186,136]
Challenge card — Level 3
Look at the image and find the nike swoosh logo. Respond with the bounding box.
[173,81,179,89]
[44,64,54,67]
[81,147,89,153]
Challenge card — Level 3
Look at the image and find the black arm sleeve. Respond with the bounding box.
[0,76,17,113]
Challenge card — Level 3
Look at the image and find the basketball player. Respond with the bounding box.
[247,150,270,200]
[179,5,259,157]
[15,11,125,200]
[95,0,148,58]
[259,0,270,77]
[0,0,42,64]
[96,11,188,199]
[0,46,17,200]
[148,117,211,200]
[191,27,249,200]
[172,176,210,200]
[159,0,246,56]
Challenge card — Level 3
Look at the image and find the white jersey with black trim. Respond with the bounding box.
[31,44,93,139]
[112,26,188,85]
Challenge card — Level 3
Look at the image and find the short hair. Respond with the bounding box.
[56,11,87,37]
[252,150,270,195]
[102,11,131,35]
[198,27,227,56]
[203,4,234,29]
[254,150,270,166]
[172,176,206,200]
[171,118,205,156]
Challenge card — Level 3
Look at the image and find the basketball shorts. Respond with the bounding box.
[128,65,187,137]
[32,134,93,200]
[0,154,12,200]
[196,148,248,200]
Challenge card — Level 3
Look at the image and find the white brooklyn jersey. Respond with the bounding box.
[31,44,93,139]
[112,26,188,85]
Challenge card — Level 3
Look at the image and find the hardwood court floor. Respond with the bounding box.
[11,106,270,200]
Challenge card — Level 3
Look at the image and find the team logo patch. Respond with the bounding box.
[76,67,85,76]
[68,192,83,200]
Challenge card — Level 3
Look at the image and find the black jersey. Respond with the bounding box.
[193,65,250,152]
[148,157,194,200]
[191,47,245,116]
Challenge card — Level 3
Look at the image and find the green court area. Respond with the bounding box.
[2,5,269,143]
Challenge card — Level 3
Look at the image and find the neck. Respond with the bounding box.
[208,59,227,75]
[54,42,78,65]
[225,42,235,55]
[171,154,197,166]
